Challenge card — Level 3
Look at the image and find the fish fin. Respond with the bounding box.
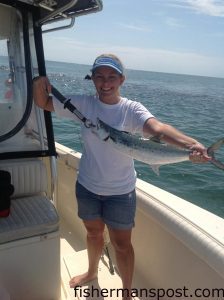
[150,136,165,144]
[207,138,224,170]
[150,136,161,143]
[150,165,161,176]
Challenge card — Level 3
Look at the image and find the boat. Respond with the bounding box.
[0,1,223,299]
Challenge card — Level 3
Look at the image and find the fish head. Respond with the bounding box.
[91,118,110,141]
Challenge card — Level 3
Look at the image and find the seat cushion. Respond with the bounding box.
[0,159,47,198]
[0,196,59,244]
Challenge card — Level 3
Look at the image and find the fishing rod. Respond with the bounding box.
[51,85,116,271]
[51,85,94,128]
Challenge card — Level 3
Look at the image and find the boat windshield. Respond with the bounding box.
[0,6,26,139]
[0,4,54,158]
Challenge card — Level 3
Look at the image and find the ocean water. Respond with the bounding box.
[46,60,224,219]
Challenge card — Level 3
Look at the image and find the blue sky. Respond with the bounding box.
[43,0,224,78]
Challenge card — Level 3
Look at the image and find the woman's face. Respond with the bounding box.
[92,66,125,104]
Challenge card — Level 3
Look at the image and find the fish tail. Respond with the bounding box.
[207,138,224,170]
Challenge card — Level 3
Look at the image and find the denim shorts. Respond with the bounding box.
[75,181,136,230]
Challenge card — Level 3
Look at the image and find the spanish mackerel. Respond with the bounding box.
[93,118,224,173]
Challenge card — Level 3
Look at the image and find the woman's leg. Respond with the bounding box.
[108,228,134,300]
[69,218,105,288]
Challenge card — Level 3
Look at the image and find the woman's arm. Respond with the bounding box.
[143,118,211,162]
[33,76,54,112]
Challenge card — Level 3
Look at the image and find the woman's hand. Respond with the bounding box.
[189,142,211,163]
[33,76,54,111]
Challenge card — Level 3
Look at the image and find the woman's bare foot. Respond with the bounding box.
[69,272,97,288]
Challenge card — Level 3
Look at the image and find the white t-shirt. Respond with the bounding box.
[53,95,154,195]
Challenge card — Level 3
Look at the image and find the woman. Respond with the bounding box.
[33,54,210,300]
